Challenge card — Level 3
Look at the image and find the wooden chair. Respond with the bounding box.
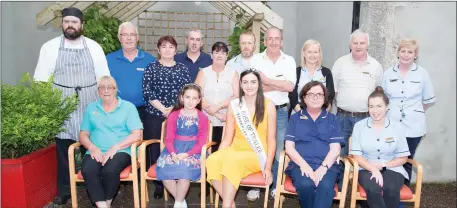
[346,156,423,208]
[213,127,270,208]
[273,150,350,208]
[345,135,424,208]
[139,120,215,208]
[68,140,142,208]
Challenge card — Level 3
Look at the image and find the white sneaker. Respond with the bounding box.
[247,188,260,201]
[173,200,188,208]
[270,188,276,198]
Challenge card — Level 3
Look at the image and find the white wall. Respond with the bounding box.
[1,2,61,85]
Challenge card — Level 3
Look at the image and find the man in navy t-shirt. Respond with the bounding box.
[174,29,212,82]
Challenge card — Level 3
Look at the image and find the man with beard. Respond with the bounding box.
[226,30,256,75]
[250,26,297,199]
[33,7,110,205]
[174,29,212,82]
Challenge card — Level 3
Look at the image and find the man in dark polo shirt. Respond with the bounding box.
[174,29,212,82]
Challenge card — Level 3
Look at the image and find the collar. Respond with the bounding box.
[366,117,391,128]
[261,50,286,61]
[234,54,252,63]
[393,62,418,72]
[183,50,209,63]
[301,66,322,72]
[96,96,123,112]
[116,47,144,60]
[300,108,329,120]
[350,53,373,64]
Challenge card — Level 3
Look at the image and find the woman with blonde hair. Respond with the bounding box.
[381,38,435,188]
[80,75,143,208]
[289,39,335,117]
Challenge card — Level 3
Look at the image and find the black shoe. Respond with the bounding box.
[154,190,163,199]
[52,196,70,205]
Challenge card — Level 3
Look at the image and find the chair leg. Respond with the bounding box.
[145,180,150,203]
[210,186,214,204]
[273,190,280,208]
[132,178,140,208]
[164,186,168,201]
[263,186,270,208]
[70,177,78,208]
[215,193,220,208]
[141,177,147,207]
[200,181,206,208]
[279,195,285,208]
[350,197,357,208]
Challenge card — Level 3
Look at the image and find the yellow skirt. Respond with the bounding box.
[205,146,261,189]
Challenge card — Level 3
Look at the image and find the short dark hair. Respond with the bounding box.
[298,81,329,109]
[211,41,229,53]
[157,35,178,49]
[368,86,389,105]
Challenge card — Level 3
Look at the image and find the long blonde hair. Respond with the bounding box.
[300,39,323,69]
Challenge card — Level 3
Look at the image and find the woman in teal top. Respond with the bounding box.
[79,75,143,208]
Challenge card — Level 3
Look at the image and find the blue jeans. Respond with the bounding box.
[287,167,338,208]
[336,112,368,191]
[271,106,288,190]
[336,112,368,156]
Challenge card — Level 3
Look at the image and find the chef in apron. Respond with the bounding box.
[33,7,110,205]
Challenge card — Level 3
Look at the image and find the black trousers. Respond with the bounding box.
[143,113,165,192]
[81,152,131,202]
[56,138,86,198]
[358,170,405,208]
[403,136,422,186]
[211,126,224,153]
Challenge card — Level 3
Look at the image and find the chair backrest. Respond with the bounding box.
[159,118,213,152]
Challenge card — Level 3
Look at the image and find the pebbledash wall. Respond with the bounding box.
[0,1,455,182]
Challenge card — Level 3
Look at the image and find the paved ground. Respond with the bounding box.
[44,181,456,208]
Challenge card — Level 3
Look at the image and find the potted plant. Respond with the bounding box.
[1,73,78,208]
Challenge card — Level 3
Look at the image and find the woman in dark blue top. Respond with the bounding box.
[141,35,191,199]
[284,81,344,208]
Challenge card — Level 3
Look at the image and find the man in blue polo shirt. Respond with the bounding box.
[174,29,212,81]
[106,21,156,125]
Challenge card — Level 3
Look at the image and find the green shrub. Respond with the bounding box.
[1,73,78,159]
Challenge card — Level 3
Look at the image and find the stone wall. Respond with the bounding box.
[360,2,456,182]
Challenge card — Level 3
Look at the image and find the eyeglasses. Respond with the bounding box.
[98,86,116,91]
[120,33,137,37]
[305,93,324,99]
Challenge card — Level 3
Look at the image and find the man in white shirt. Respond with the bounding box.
[33,7,110,205]
[332,29,383,192]
[226,30,256,74]
[332,29,383,156]
[249,27,297,199]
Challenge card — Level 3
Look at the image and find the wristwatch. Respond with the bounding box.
[382,163,387,172]
[321,162,329,170]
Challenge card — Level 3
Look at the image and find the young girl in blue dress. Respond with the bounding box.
[155,84,210,208]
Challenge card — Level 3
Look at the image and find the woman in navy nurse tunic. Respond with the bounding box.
[284,81,345,208]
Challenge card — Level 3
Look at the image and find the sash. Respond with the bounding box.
[230,98,267,171]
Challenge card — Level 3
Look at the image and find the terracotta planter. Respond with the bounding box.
[1,144,58,208]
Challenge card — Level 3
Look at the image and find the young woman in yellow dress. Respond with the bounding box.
[205,69,277,208]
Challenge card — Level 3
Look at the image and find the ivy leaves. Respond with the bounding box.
[83,5,121,54]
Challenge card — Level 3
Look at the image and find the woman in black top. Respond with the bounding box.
[142,35,191,199]
[289,39,335,117]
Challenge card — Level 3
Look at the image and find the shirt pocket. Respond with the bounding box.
[408,80,422,97]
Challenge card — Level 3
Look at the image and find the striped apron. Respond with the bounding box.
[52,36,98,141]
